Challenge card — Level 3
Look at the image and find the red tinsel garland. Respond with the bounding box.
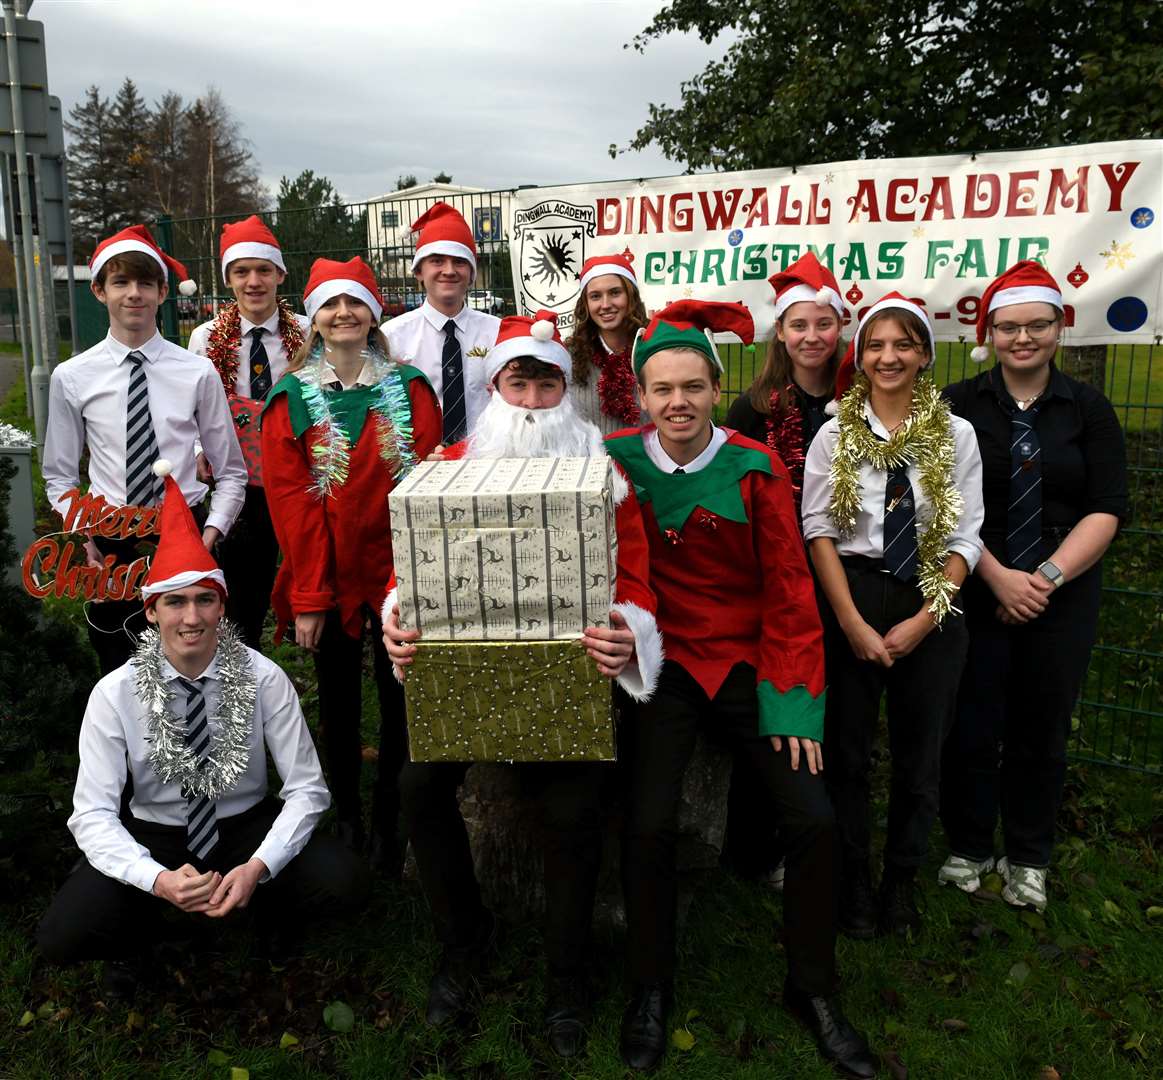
[766,384,807,510]
[203,299,305,395]
[592,346,641,426]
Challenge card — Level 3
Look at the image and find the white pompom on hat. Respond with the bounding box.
[972,260,1064,363]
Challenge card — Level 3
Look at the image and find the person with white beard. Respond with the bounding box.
[382,309,662,1059]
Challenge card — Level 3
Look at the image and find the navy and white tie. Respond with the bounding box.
[125,350,163,506]
[1007,405,1043,571]
[249,326,272,401]
[883,463,919,581]
[441,319,467,444]
[177,676,219,861]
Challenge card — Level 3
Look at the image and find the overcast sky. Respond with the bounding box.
[34,0,726,202]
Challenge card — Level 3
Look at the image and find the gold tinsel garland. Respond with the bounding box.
[828,373,964,624]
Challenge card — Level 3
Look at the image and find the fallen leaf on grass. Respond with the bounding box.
[126,1010,145,1032]
[34,1002,56,1020]
[882,1049,908,1078]
[322,1000,355,1034]
[279,1031,300,1050]
[1038,1068,1061,1080]
[1145,906,1163,920]
[207,1049,229,1066]
[17,1011,34,1028]
[1006,961,1030,987]
[230,1069,250,1080]
[940,1018,969,1033]
[1020,911,1046,932]
[1123,1032,1148,1060]
[671,1027,695,1051]
[980,872,1004,895]
[1101,899,1122,923]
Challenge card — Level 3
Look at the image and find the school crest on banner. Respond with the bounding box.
[513,200,597,314]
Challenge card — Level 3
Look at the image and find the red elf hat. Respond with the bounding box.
[410,202,477,277]
[219,215,286,282]
[971,260,1063,361]
[485,309,571,384]
[768,251,844,321]
[90,224,197,296]
[631,300,754,375]
[302,256,383,322]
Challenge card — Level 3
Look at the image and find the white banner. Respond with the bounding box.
[509,140,1163,345]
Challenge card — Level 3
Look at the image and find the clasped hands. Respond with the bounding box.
[152,857,266,917]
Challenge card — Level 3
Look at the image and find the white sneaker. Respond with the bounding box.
[937,853,995,894]
[759,858,786,893]
[997,857,1048,912]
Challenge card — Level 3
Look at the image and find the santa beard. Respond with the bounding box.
[466,391,608,459]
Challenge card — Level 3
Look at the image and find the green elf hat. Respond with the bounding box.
[631,299,754,376]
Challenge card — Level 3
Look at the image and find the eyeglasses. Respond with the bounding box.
[991,319,1059,340]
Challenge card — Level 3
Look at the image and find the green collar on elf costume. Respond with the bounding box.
[263,364,426,444]
[605,430,772,535]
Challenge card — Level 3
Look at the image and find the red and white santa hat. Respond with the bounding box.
[971,260,1063,362]
[90,224,197,297]
[768,251,844,322]
[578,252,637,293]
[410,202,477,278]
[302,256,383,323]
[219,214,286,283]
[484,309,571,384]
[140,462,226,607]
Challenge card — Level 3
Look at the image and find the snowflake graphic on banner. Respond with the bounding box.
[1100,240,1135,271]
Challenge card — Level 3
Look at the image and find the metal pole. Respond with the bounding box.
[31,151,56,363]
[2,0,46,444]
[1,151,31,413]
[59,153,76,353]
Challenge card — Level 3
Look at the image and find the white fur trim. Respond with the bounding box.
[773,282,843,321]
[152,458,173,478]
[91,239,167,278]
[221,241,286,283]
[579,263,637,292]
[609,461,629,505]
[485,335,571,384]
[381,587,399,628]
[988,285,1062,315]
[969,345,990,363]
[178,279,197,296]
[304,278,382,323]
[824,399,839,416]
[611,601,663,702]
[141,568,227,600]
[412,239,477,277]
[854,296,935,371]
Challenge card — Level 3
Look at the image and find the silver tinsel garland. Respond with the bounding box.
[0,421,34,448]
[132,621,256,799]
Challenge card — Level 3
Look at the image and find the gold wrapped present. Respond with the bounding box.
[404,640,615,762]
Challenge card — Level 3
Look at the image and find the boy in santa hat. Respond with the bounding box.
[383,309,662,1060]
[383,202,499,443]
[42,224,248,674]
[605,301,876,1077]
[187,216,310,649]
[36,463,367,1000]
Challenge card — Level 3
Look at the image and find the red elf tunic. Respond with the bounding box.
[261,366,441,641]
[605,425,826,739]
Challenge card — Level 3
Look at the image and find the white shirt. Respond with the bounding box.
[383,300,499,434]
[43,331,248,536]
[187,309,309,398]
[68,646,331,892]
[321,360,379,390]
[801,401,984,570]
[644,425,728,474]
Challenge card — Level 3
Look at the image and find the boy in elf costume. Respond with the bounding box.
[384,310,662,1060]
[36,462,366,999]
[188,216,309,649]
[604,301,876,1078]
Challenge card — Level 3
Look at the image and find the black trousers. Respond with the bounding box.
[821,561,968,874]
[36,799,369,964]
[940,566,1102,868]
[216,485,279,651]
[313,607,408,838]
[400,759,606,974]
[622,660,837,995]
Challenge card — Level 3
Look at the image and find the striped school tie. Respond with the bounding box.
[883,462,919,581]
[177,676,219,861]
[1006,404,1043,571]
[249,327,272,401]
[125,350,163,506]
[441,319,467,444]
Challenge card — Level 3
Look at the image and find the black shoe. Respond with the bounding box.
[100,955,147,1004]
[878,871,921,937]
[620,981,672,1072]
[368,829,401,879]
[839,863,877,940]
[544,973,591,1058]
[424,910,497,1028]
[336,816,364,853]
[784,983,878,1079]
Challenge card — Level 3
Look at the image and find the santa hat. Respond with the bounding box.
[971,260,1063,362]
[302,256,383,323]
[90,224,197,296]
[485,309,571,384]
[578,253,637,293]
[768,251,844,322]
[219,215,286,283]
[140,462,226,607]
[631,300,754,375]
[410,202,477,278]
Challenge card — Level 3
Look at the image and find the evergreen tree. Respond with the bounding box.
[108,78,152,224]
[64,86,118,256]
[274,170,367,298]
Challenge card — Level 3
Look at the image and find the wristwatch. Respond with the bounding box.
[1036,560,1064,588]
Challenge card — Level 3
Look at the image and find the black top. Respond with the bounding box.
[725,384,833,447]
[942,365,1128,563]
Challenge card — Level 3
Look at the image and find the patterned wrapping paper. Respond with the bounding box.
[228,395,265,486]
[390,456,617,640]
[404,640,615,762]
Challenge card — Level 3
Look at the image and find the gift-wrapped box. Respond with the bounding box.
[389,456,617,640]
[404,640,615,762]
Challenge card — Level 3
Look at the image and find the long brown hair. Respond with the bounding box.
[567,276,648,386]
[289,325,392,372]
[747,316,843,418]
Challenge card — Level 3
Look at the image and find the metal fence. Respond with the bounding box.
[154,189,1163,774]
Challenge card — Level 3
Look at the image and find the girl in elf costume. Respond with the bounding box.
[801,294,983,939]
[727,251,844,514]
[566,253,648,435]
[261,257,441,869]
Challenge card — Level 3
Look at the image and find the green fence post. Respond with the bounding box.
[155,214,180,345]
